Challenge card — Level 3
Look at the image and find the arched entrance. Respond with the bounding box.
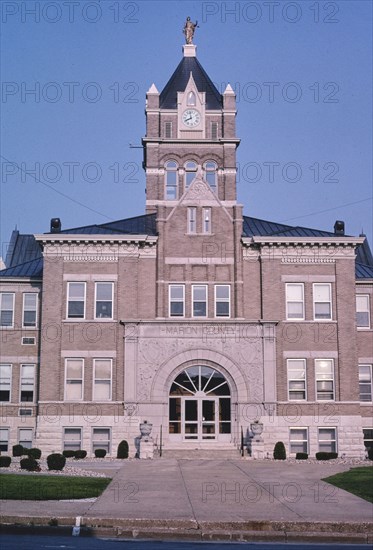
[169,365,231,441]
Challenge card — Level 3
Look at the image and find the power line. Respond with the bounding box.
[280,197,373,223]
[1,155,113,221]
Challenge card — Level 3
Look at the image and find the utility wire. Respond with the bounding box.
[280,197,373,223]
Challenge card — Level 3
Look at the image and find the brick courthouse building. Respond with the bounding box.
[1,39,372,458]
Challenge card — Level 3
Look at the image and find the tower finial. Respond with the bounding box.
[183,17,198,44]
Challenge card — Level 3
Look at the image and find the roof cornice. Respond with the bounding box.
[244,236,365,246]
[35,234,158,245]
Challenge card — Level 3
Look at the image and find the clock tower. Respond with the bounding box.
[142,36,244,319]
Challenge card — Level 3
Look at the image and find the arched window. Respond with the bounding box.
[169,366,231,439]
[204,161,217,192]
[165,161,178,200]
[187,91,196,106]
[184,161,198,189]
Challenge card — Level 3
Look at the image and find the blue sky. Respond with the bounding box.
[1,0,372,258]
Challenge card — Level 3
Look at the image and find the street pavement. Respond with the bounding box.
[1,459,372,543]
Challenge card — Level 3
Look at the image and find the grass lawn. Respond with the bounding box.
[0,474,111,500]
[322,466,373,503]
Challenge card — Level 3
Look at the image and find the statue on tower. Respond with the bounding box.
[183,17,198,44]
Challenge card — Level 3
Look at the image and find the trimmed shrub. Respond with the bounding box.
[74,450,87,459]
[315,452,338,460]
[117,440,129,459]
[94,449,107,458]
[295,452,308,460]
[0,456,11,467]
[47,453,66,471]
[62,450,76,458]
[273,441,286,460]
[329,452,338,460]
[20,457,39,471]
[368,447,373,461]
[12,444,25,457]
[27,448,41,460]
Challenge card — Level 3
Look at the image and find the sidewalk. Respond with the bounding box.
[1,459,372,543]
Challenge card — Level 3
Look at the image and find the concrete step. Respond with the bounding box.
[159,448,242,459]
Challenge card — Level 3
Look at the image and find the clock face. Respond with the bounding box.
[182,109,201,128]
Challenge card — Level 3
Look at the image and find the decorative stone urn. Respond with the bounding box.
[140,420,153,439]
[250,421,264,440]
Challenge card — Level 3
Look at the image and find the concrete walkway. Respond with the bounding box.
[1,459,373,542]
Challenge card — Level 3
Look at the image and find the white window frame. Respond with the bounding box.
[22,336,36,346]
[188,207,197,234]
[359,364,372,402]
[287,359,307,401]
[356,294,370,329]
[165,160,178,200]
[93,359,112,401]
[0,292,15,328]
[63,427,82,451]
[94,282,114,320]
[0,428,9,452]
[192,285,208,318]
[92,427,111,455]
[313,283,332,321]
[22,293,38,328]
[215,285,230,318]
[18,428,33,449]
[20,364,35,403]
[169,284,185,317]
[318,427,337,453]
[64,358,84,401]
[289,427,309,455]
[315,359,335,401]
[202,207,212,234]
[67,282,86,319]
[0,363,12,402]
[285,283,304,321]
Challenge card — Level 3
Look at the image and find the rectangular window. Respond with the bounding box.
[19,428,33,449]
[23,293,37,327]
[0,364,11,402]
[67,282,86,319]
[92,427,111,454]
[95,282,113,319]
[363,428,373,451]
[287,359,307,401]
[359,364,372,402]
[188,207,196,234]
[0,293,15,327]
[211,122,218,140]
[286,283,304,320]
[20,364,35,402]
[169,285,185,317]
[192,285,207,317]
[93,359,112,401]
[22,337,36,345]
[63,427,82,451]
[65,359,83,401]
[356,295,370,328]
[318,427,337,453]
[315,359,334,401]
[165,121,172,138]
[19,408,32,417]
[215,285,230,317]
[202,208,211,234]
[289,428,308,454]
[313,283,332,320]
[0,428,9,452]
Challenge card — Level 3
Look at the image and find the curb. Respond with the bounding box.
[1,516,372,544]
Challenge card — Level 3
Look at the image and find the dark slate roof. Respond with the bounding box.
[242,216,336,238]
[160,56,222,109]
[356,237,373,266]
[5,230,42,268]
[59,214,157,236]
[0,258,43,278]
[356,263,373,279]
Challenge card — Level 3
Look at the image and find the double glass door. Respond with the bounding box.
[184,398,217,440]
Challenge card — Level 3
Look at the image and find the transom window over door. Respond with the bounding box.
[169,366,231,440]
